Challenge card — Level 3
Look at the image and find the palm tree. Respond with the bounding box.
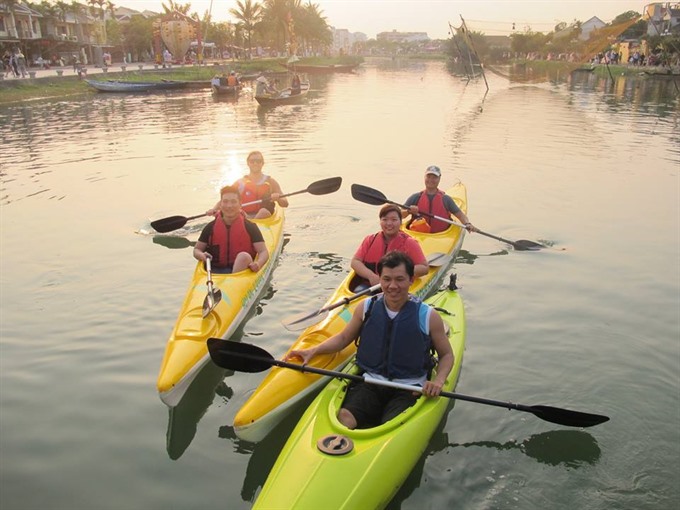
[297,1,330,55]
[229,0,262,58]
[162,0,191,15]
[261,0,292,53]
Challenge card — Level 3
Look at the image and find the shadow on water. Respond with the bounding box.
[166,362,229,460]
[451,429,602,468]
[216,391,319,504]
[153,235,196,250]
[164,277,279,460]
[387,425,601,508]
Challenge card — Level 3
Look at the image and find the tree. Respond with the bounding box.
[229,0,262,58]
[120,14,153,60]
[162,0,191,15]
[612,11,640,25]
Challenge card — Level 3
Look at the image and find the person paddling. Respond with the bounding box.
[286,251,454,429]
[404,165,476,233]
[207,151,288,220]
[351,204,428,290]
[194,185,269,274]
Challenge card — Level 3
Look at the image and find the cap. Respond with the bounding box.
[425,165,441,177]
[256,76,267,83]
[230,70,235,75]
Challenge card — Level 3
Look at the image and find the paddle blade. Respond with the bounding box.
[427,252,452,267]
[282,310,329,331]
[514,240,545,251]
[151,215,189,233]
[528,405,610,428]
[307,176,343,195]
[202,289,222,318]
[207,339,274,373]
[351,183,389,206]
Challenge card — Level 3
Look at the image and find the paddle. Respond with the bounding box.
[281,252,450,331]
[350,183,546,251]
[202,257,222,318]
[150,176,343,233]
[282,284,381,331]
[207,339,609,428]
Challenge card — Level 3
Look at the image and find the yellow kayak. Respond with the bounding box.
[157,205,285,407]
[234,183,467,441]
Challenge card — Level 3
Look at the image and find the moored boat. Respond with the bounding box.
[233,182,468,441]
[157,205,285,407]
[162,78,212,89]
[251,276,466,509]
[85,79,186,92]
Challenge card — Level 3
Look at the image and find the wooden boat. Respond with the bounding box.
[232,182,468,441]
[85,79,186,92]
[251,278,465,509]
[282,63,359,73]
[255,83,309,106]
[642,70,680,79]
[161,79,212,89]
[157,205,285,407]
[211,83,241,96]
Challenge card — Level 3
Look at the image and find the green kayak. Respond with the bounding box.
[252,276,466,510]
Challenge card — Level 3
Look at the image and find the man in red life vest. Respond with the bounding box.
[194,185,269,274]
[404,166,476,234]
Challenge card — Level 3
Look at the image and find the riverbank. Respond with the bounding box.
[0,56,363,105]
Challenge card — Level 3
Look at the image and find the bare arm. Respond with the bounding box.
[285,305,365,363]
[249,241,269,272]
[268,177,289,208]
[193,240,211,262]
[422,310,454,397]
[351,257,380,286]
[413,263,428,278]
[453,210,477,232]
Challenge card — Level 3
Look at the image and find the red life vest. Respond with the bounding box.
[416,190,451,233]
[362,232,411,272]
[209,213,256,267]
[237,176,271,214]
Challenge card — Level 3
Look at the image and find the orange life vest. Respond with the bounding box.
[237,176,272,214]
[416,190,451,233]
[209,213,256,267]
[362,232,412,272]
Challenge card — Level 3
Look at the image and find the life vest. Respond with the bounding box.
[416,191,451,233]
[361,232,412,273]
[236,176,271,214]
[356,298,433,380]
[227,75,238,86]
[209,213,256,268]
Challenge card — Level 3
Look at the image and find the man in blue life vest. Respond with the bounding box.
[285,251,454,429]
[194,185,269,274]
[404,165,476,234]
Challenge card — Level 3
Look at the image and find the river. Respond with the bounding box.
[1,59,678,510]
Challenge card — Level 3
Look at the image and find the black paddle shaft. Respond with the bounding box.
[207,339,610,428]
[350,183,547,251]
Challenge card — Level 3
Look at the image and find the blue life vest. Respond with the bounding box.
[356,297,433,380]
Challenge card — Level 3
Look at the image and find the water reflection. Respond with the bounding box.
[165,362,228,460]
[152,235,195,250]
[452,430,602,468]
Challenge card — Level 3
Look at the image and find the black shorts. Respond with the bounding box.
[342,381,420,429]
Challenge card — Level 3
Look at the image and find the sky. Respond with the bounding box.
[122,0,647,40]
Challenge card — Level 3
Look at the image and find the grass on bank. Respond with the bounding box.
[0,57,363,105]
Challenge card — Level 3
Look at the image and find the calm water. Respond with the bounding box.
[1,60,679,510]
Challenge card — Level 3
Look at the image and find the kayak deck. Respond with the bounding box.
[252,283,466,510]
[234,182,467,441]
[157,206,285,407]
